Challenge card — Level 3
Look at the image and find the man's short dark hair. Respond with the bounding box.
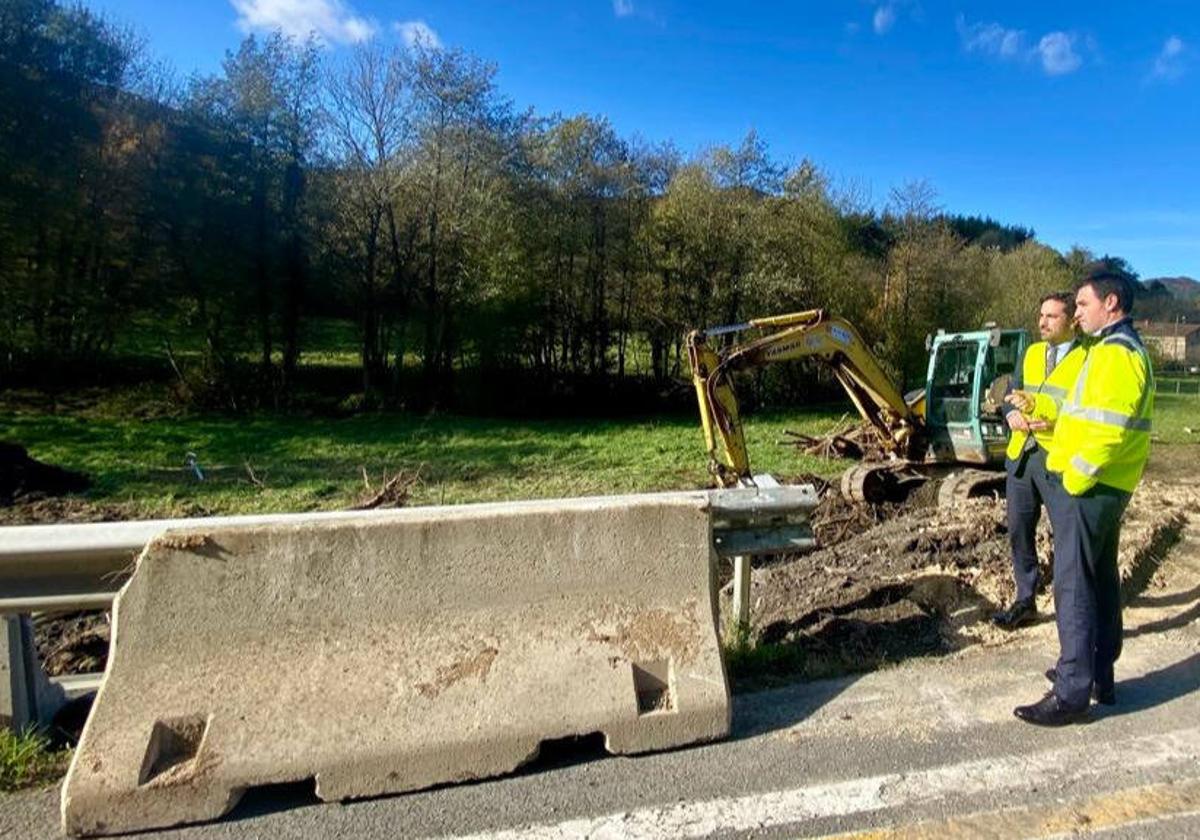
[1077,264,1136,315]
[1039,291,1075,316]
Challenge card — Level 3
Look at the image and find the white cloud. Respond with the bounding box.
[1037,31,1081,75]
[613,0,634,18]
[231,0,375,44]
[958,18,1024,58]
[872,4,896,35]
[1152,35,1186,80]
[395,20,441,49]
[958,16,1083,77]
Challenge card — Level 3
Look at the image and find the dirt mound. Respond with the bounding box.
[727,479,1192,685]
[0,496,146,526]
[809,491,918,547]
[1115,481,1195,600]
[737,498,1019,645]
[0,442,89,506]
[35,612,110,676]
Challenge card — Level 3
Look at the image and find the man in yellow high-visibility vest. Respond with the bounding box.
[992,292,1084,630]
[1010,265,1154,726]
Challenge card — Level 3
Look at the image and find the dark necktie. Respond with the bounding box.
[1045,344,1057,375]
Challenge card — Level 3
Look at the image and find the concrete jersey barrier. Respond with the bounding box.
[61,492,731,836]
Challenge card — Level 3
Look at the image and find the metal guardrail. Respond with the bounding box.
[0,507,447,614]
[0,487,817,615]
[1,484,817,731]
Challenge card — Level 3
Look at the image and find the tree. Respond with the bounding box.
[195,33,321,396]
[981,242,1074,331]
[323,40,413,400]
[751,159,856,315]
[0,0,145,369]
[516,114,637,379]
[878,182,973,386]
[406,43,514,403]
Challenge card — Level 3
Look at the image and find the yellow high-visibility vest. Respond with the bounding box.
[1046,330,1155,496]
[1005,341,1086,460]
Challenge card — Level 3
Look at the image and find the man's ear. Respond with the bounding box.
[1103,292,1121,314]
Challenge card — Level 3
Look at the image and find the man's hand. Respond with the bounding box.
[1027,419,1051,432]
[1006,412,1031,432]
[1005,390,1036,413]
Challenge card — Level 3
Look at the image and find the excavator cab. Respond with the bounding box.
[924,328,1028,466]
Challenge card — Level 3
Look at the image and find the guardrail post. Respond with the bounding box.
[731,555,752,631]
[2,614,38,731]
[717,475,791,636]
[1,614,64,732]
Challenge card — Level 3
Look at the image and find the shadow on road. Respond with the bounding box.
[1097,652,1200,720]
[730,672,862,741]
[223,780,321,824]
[1126,602,1200,639]
[1129,583,1200,610]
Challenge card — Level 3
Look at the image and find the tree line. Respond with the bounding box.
[0,0,1134,414]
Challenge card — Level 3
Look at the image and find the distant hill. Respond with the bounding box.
[1144,276,1200,300]
[1136,276,1200,322]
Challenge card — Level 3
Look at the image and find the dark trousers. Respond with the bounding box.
[1005,447,1058,603]
[1048,477,1129,709]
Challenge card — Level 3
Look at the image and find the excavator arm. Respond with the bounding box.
[688,309,923,487]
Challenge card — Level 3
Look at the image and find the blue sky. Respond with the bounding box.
[84,1,1198,280]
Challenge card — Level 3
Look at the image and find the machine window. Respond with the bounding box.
[929,341,975,424]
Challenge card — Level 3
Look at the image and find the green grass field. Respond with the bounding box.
[0,397,852,517]
[2,386,1194,518]
[1150,391,1200,441]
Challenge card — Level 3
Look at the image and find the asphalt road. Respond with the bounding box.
[6,529,1200,839]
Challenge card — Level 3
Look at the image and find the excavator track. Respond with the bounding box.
[936,468,1007,507]
[842,463,1007,507]
[840,462,928,505]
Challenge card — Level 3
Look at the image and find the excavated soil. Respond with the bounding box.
[726,477,1193,686]
[35,612,111,676]
[0,497,147,526]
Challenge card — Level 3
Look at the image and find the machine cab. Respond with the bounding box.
[924,327,1029,465]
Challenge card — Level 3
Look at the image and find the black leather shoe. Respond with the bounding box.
[1014,692,1089,726]
[1044,669,1116,706]
[992,598,1037,629]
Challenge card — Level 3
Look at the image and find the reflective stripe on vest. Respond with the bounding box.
[1059,403,1153,431]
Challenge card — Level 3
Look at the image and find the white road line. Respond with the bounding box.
[436,727,1200,840]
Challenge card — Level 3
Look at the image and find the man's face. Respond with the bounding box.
[1074,283,1120,335]
[1038,299,1072,343]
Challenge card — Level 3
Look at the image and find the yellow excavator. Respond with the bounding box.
[687,309,1029,504]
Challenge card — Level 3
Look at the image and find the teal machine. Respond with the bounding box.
[924,326,1030,466]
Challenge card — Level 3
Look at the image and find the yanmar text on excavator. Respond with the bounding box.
[687,309,1029,505]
